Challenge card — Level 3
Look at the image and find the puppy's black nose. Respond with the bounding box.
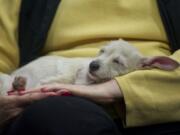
[89,61,100,72]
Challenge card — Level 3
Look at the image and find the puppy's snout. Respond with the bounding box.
[89,61,100,72]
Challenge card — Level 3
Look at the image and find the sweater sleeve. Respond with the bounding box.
[115,49,180,127]
[0,0,21,73]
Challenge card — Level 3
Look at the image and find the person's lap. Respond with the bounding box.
[2,96,180,135]
[2,96,120,135]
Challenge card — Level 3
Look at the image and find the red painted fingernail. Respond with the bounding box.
[61,92,72,96]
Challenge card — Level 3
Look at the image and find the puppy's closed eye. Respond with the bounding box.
[99,49,105,54]
[113,58,124,66]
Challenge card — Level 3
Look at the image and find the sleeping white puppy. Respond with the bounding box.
[0,39,179,95]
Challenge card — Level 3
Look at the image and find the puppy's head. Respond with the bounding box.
[88,40,179,82]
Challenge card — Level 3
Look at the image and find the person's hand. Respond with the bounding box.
[23,80,123,104]
[0,92,57,127]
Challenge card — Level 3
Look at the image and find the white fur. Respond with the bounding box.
[0,40,179,95]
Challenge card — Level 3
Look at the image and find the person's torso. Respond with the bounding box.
[44,0,170,58]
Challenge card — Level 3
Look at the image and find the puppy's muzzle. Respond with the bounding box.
[89,61,100,72]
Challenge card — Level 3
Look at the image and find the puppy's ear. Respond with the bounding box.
[139,56,179,70]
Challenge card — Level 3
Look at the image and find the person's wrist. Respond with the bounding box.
[104,79,123,99]
[110,79,125,120]
[92,79,123,103]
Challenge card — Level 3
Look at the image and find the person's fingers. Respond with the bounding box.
[18,89,61,96]
[55,89,72,96]
[7,90,19,96]
[19,88,42,95]
[18,84,61,94]
[41,87,61,92]
[15,92,58,106]
[18,83,75,97]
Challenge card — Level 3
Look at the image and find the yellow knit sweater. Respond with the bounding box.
[0,0,180,127]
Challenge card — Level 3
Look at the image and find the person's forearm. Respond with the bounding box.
[33,79,124,104]
[86,79,123,103]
